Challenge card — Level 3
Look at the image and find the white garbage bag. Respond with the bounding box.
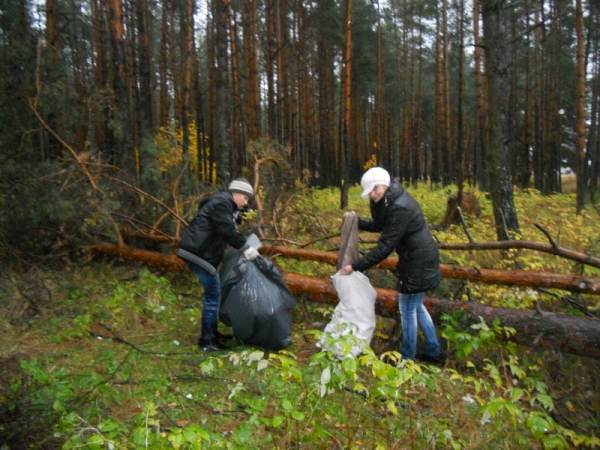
[316,271,377,359]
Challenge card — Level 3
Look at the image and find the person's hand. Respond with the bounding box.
[338,265,354,276]
[243,246,260,261]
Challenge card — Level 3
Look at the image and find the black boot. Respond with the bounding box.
[198,323,231,352]
[198,336,231,352]
[215,330,233,341]
[415,352,445,365]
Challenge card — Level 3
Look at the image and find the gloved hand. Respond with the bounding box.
[243,246,260,261]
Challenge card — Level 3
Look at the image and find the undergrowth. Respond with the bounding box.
[0,184,599,449]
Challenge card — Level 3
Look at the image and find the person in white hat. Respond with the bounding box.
[177,177,261,352]
[338,167,443,364]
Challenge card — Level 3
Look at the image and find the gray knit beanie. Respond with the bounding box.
[228,178,254,198]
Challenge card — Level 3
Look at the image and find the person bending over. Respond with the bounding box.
[177,178,260,352]
[338,167,443,363]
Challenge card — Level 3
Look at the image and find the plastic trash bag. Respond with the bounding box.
[316,271,377,359]
[219,236,296,350]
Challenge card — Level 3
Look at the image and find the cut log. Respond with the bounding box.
[89,243,600,359]
[261,245,600,296]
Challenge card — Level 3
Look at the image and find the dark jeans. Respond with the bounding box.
[188,262,221,341]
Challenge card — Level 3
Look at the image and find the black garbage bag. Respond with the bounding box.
[219,248,296,350]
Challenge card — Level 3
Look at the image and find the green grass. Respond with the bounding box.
[1,184,599,449]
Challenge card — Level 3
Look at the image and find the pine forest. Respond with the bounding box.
[2,0,600,201]
[2,1,600,448]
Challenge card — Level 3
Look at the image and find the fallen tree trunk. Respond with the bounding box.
[122,228,600,269]
[438,240,600,269]
[261,245,600,296]
[89,243,600,359]
[283,272,600,360]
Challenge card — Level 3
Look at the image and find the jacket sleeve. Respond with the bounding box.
[358,217,376,232]
[211,201,248,250]
[352,205,408,272]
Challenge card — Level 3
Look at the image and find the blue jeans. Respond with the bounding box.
[399,292,441,360]
[188,262,221,341]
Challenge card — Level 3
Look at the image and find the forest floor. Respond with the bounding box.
[1,262,599,449]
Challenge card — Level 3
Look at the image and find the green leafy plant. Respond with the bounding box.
[440,312,516,358]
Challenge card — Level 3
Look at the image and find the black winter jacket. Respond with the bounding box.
[351,179,441,294]
[178,191,249,271]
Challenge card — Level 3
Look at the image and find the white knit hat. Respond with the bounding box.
[360,167,390,198]
[228,178,254,198]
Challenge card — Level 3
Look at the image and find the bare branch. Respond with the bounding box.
[534,223,558,248]
[457,207,474,243]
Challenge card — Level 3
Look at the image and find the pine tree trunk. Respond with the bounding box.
[481,0,520,240]
[158,1,170,128]
[214,0,231,183]
[136,0,153,138]
[179,0,194,173]
[91,0,106,155]
[456,0,465,193]
[316,0,337,187]
[265,0,276,139]
[519,0,533,189]
[473,0,487,190]
[575,0,586,214]
[44,0,62,160]
[243,0,261,142]
[227,4,244,172]
[340,0,352,209]
[108,0,133,169]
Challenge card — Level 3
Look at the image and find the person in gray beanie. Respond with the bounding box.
[177,177,261,352]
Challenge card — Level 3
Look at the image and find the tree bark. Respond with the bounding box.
[214,0,232,183]
[340,0,352,209]
[481,0,520,240]
[108,0,133,169]
[473,0,487,190]
[88,243,600,359]
[587,3,600,201]
[227,3,244,172]
[158,0,170,129]
[135,0,153,138]
[316,0,337,187]
[264,0,276,140]
[575,0,586,214]
[242,0,261,142]
[179,0,194,174]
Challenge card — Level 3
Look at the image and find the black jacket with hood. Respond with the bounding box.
[351,179,441,294]
[178,190,249,272]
